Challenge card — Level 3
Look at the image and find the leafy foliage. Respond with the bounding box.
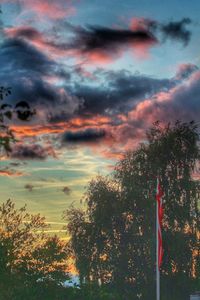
[0,200,70,300]
[65,121,200,300]
[0,87,36,156]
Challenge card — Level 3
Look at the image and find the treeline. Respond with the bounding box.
[65,121,200,300]
[0,121,199,300]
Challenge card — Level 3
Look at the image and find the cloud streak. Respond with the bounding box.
[11,144,56,160]
[0,167,25,177]
[1,0,76,20]
[62,128,106,144]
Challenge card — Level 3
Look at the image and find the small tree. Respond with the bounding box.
[0,199,70,299]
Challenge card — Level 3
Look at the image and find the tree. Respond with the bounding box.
[0,199,70,300]
[65,121,200,300]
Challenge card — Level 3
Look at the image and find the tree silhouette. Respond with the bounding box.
[0,200,70,300]
[0,87,36,156]
[65,121,200,300]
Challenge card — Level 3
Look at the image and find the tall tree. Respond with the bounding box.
[65,121,200,300]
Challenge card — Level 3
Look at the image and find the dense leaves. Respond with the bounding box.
[0,201,126,300]
[66,121,200,300]
[0,200,70,300]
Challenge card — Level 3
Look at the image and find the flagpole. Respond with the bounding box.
[156,178,160,300]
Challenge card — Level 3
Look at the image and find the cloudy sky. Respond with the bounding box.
[0,0,200,233]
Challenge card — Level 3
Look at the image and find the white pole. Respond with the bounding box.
[156,179,160,300]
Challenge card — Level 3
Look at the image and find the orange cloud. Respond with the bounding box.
[11,115,112,138]
[0,169,25,177]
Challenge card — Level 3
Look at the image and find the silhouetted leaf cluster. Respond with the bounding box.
[0,88,36,122]
[0,87,36,155]
[0,86,11,100]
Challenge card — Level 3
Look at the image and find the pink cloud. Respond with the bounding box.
[84,50,122,65]
[4,24,157,65]
[26,1,76,20]
[175,63,199,81]
[114,69,200,150]
[1,0,76,20]
[129,17,154,31]
[130,38,157,59]
[87,67,199,159]
[128,17,158,59]
[4,25,68,57]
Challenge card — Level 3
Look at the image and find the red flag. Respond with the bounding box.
[156,179,164,269]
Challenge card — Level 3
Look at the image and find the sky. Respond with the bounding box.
[0,0,200,235]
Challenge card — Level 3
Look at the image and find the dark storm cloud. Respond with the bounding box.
[0,35,194,126]
[0,17,193,127]
[71,64,199,122]
[67,18,192,55]
[134,17,193,46]
[170,72,200,113]
[11,144,55,160]
[0,31,187,122]
[73,70,173,115]
[160,18,192,46]
[0,38,55,74]
[0,37,81,121]
[0,36,71,82]
[62,128,106,143]
[70,25,157,52]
